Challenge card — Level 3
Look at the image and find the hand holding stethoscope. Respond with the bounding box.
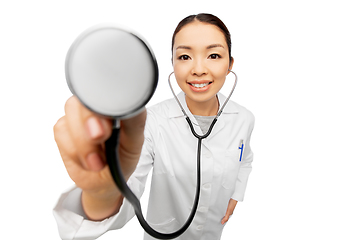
[54,25,149,223]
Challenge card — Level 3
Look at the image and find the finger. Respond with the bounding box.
[119,108,147,153]
[221,199,236,225]
[116,109,147,178]
[54,116,93,180]
[221,215,230,225]
[54,116,115,190]
[65,96,113,143]
[54,116,77,159]
[64,96,112,171]
[221,207,233,225]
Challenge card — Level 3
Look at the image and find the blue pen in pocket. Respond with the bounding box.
[238,140,244,162]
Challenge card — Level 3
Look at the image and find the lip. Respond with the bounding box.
[188,80,211,84]
[187,80,212,92]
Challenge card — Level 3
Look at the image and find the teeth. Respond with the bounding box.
[191,83,209,88]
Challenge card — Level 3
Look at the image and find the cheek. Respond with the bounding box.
[173,64,188,85]
[212,64,230,81]
[173,72,186,93]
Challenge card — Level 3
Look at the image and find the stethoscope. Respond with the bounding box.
[65,24,237,239]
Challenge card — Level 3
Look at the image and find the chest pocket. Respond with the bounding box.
[222,149,241,189]
[148,218,180,234]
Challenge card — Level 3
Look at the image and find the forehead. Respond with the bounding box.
[173,21,227,49]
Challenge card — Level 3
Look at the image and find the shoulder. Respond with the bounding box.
[145,98,178,129]
[218,92,254,124]
[143,98,175,139]
[234,101,255,123]
[146,98,174,118]
[224,100,255,131]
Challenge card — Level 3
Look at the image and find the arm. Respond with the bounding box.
[53,136,155,240]
[231,113,255,202]
[221,113,254,225]
[53,97,149,239]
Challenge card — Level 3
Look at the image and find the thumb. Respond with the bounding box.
[221,213,230,225]
[221,206,232,225]
[221,199,237,225]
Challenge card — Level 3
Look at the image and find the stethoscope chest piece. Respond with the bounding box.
[65,24,158,119]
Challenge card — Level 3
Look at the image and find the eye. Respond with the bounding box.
[208,54,221,59]
[178,55,190,60]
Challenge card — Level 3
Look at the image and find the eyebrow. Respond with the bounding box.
[176,44,225,50]
[207,44,225,49]
[176,45,191,50]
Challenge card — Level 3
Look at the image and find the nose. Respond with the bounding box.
[191,59,208,77]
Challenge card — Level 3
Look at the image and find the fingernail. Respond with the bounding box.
[86,117,103,139]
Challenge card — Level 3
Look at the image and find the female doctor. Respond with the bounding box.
[53,13,255,240]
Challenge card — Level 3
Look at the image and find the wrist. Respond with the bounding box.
[82,189,123,221]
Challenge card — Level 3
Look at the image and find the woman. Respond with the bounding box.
[53,13,255,240]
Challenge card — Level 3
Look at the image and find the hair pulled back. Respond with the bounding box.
[172,13,232,65]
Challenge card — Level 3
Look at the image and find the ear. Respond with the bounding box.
[229,57,234,70]
[227,57,234,75]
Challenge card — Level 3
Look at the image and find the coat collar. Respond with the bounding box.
[169,91,239,119]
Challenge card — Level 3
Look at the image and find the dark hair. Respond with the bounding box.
[171,13,233,65]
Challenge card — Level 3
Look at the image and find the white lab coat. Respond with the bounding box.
[53,92,255,240]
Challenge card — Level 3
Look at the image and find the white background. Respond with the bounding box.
[1,0,348,239]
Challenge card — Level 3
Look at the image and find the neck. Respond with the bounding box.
[185,95,219,116]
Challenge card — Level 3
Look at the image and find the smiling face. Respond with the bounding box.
[172,21,233,116]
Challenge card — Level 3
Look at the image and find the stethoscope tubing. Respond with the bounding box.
[106,125,201,239]
[168,70,238,120]
[106,70,237,239]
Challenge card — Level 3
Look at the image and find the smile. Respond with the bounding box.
[189,82,211,88]
[188,81,212,92]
